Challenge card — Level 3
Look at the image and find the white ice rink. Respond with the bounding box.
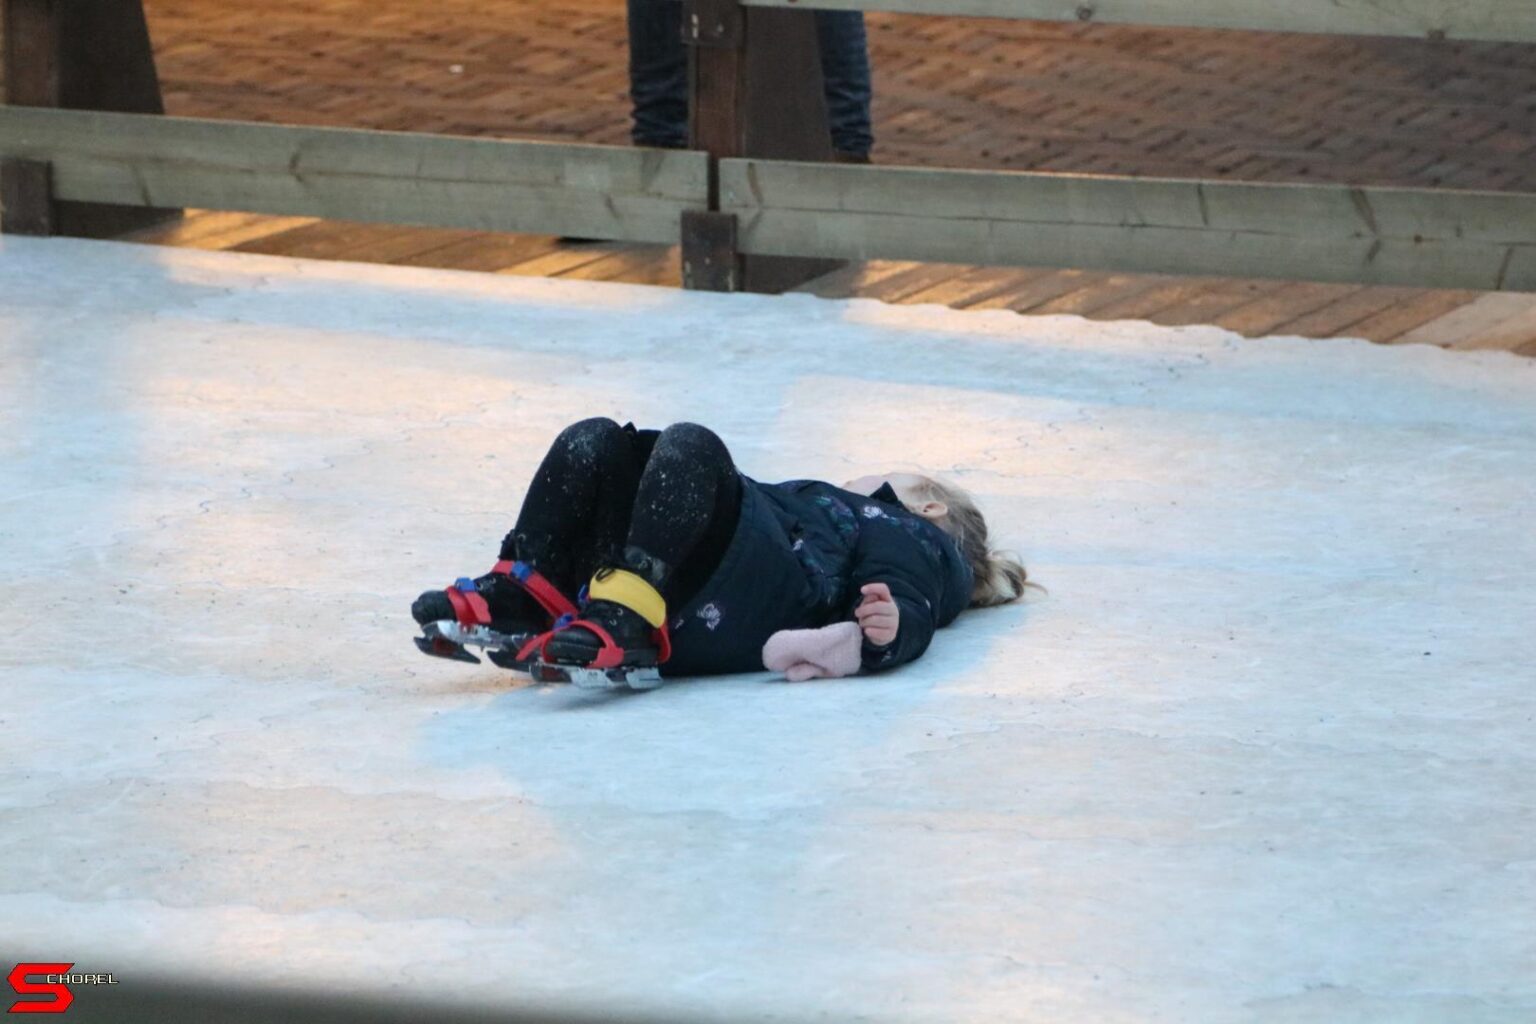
[2,236,1534,1022]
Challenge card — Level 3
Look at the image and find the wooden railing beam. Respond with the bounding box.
[720,158,1536,292]
[1,0,179,237]
[0,107,711,244]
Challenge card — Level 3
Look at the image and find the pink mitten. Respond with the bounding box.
[762,621,864,681]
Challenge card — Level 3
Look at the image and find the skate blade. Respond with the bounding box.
[413,633,481,664]
[487,647,540,673]
[536,663,574,683]
[417,621,544,672]
[494,654,574,684]
[564,666,663,691]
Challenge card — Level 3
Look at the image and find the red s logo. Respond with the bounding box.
[7,963,74,1014]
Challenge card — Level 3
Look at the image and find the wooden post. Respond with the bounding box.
[0,157,53,234]
[680,209,740,291]
[2,0,179,237]
[682,0,841,292]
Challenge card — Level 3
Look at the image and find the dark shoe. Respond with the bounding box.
[539,565,669,669]
[833,150,871,164]
[541,597,661,668]
[411,568,549,635]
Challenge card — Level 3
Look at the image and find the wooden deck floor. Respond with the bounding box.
[123,211,1536,355]
[66,0,1536,354]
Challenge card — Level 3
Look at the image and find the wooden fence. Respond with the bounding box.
[2,0,1534,294]
[719,160,1536,291]
[0,107,709,244]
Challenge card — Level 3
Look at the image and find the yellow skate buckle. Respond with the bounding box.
[587,569,667,629]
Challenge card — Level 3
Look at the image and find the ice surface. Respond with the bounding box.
[2,236,1534,1022]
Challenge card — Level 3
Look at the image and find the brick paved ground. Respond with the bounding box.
[141,0,1536,189]
[50,0,1536,352]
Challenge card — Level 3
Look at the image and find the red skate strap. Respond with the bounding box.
[493,560,579,620]
[514,633,545,664]
[445,585,491,628]
[655,621,672,664]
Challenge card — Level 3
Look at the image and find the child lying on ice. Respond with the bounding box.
[412,418,1032,685]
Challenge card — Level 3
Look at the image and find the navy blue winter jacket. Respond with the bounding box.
[763,478,975,670]
[664,473,975,677]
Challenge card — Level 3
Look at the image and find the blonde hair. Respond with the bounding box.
[916,476,1042,608]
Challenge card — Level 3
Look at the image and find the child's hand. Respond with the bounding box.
[855,582,899,647]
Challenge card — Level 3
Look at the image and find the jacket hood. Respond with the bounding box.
[845,482,974,626]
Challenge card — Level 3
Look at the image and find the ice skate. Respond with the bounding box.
[534,566,672,690]
[411,560,579,676]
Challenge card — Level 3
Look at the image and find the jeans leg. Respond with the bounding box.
[816,10,874,158]
[627,0,689,148]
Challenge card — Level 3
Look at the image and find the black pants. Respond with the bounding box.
[500,418,743,609]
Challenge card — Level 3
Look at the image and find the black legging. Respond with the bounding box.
[499,418,742,609]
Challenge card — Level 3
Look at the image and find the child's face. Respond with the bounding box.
[843,473,948,522]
